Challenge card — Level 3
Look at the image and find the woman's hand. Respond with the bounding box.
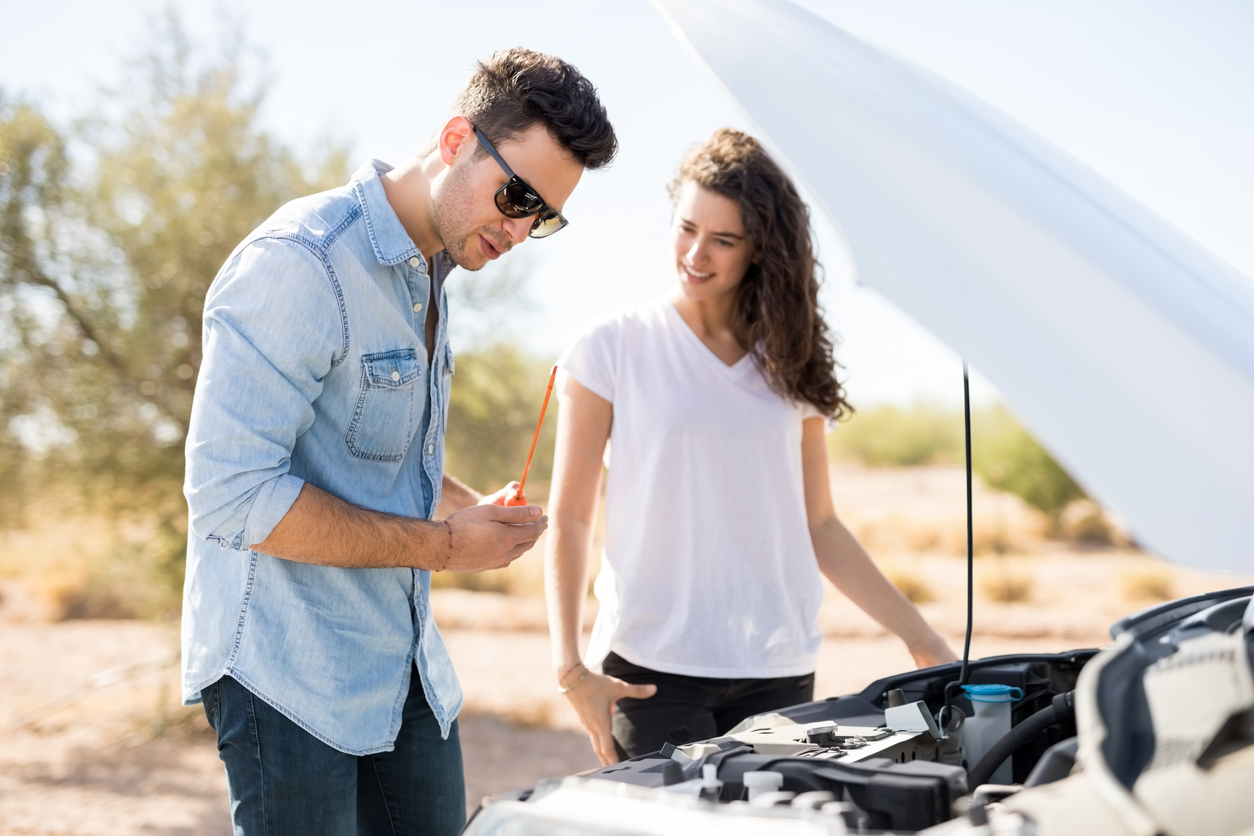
[479,482,521,507]
[907,631,959,669]
[563,670,658,766]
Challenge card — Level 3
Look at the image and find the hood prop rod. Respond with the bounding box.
[942,361,976,727]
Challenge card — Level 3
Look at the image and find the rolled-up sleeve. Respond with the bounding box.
[184,236,346,550]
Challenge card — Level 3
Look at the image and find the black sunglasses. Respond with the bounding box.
[472,126,569,239]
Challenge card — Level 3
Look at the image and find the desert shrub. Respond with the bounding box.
[979,560,1034,603]
[1120,565,1175,603]
[882,563,934,604]
[1060,500,1114,545]
[828,403,960,467]
[431,567,513,594]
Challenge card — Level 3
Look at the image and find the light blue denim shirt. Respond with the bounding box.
[181,160,462,755]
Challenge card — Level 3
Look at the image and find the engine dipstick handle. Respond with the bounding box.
[505,365,558,507]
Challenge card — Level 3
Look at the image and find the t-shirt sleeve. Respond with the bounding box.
[557,315,619,403]
[800,399,832,433]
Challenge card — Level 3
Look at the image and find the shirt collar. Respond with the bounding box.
[351,159,424,268]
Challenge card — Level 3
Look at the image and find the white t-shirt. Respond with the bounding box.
[558,298,825,679]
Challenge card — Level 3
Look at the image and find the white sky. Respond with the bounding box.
[3,0,1251,408]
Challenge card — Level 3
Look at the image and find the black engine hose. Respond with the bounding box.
[968,692,1074,789]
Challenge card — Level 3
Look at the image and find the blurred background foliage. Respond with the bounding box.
[0,13,561,617]
[829,402,1087,529]
[443,253,557,496]
[443,346,558,497]
[0,14,1101,619]
[1,15,347,616]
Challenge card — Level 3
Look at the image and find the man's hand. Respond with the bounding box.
[444,501,547,573]
[563,670,658,766]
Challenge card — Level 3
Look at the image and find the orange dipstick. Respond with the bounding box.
[505,365,559,506]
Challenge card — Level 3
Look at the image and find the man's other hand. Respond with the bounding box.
[444,501,546,573]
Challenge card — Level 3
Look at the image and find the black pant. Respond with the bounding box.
[603,651,815,760]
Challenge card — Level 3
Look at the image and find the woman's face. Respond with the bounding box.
[671,181,754,304]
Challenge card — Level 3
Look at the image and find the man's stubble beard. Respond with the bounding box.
[431,160,501,272]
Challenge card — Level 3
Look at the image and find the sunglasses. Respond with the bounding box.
[472,126,569,239]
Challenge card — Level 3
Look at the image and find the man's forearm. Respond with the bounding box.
[254,483,446,570]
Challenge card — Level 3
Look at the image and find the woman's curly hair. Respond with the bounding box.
[670,129,850,420]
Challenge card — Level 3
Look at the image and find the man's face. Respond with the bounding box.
[431,123,583,271]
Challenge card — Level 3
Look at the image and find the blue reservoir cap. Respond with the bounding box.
[962,684,1024,703]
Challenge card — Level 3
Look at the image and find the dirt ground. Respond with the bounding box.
[1,466,1249,835]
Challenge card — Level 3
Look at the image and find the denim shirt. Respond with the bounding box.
[181,160,462,755]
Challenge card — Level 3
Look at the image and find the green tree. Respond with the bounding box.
[827,402,961,466]
[0,95,74,527]
[0,15,346,615]
[972,405,1086,532]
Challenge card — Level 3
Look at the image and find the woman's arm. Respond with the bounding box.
[801,418,957,668]
[545,376,656,765]
[435,473,481,518]
[434,473,525,519]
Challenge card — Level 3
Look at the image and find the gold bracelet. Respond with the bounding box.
[557,671,588,694]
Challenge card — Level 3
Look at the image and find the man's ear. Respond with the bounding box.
[437,116,475,167]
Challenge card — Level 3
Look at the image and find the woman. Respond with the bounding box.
[545,129,956,765]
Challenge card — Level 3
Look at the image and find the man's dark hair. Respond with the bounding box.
[446,47,617,170]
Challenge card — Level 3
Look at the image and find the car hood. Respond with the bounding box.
[650,0,1254,573]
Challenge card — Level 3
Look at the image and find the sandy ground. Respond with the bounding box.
[0,618,602,834]
[1,465,1249,834]
[1,562,1241,835]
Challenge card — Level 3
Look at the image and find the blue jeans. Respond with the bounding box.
[202,673,465,836]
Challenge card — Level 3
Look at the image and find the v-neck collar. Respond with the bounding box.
[664,300,755,376]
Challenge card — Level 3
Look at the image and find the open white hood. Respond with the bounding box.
[650,0,1254,574]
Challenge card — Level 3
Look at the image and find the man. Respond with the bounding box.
[181,48,617,835]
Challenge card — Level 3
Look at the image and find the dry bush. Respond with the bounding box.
[56,578,140,620]
[881,562,934,604]
[1,508,190,621]
[1120,565,1175,603]
[1060,500,1118,546]
[862,513,1043,558]
[979,560,1034,603]
[904,525,942,553]
[432,569,514,595]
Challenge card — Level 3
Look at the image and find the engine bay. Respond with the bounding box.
[463,586,1254,835]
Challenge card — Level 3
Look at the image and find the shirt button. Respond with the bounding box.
[390,370,400,382]
[412,303,422,312]
[427,443,435,455]
[218,539,229,550]
[408,256,420,268]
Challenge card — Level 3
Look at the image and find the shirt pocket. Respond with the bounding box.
[345,349,422,462]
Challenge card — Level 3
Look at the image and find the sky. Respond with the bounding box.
[3,0,1251,408]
